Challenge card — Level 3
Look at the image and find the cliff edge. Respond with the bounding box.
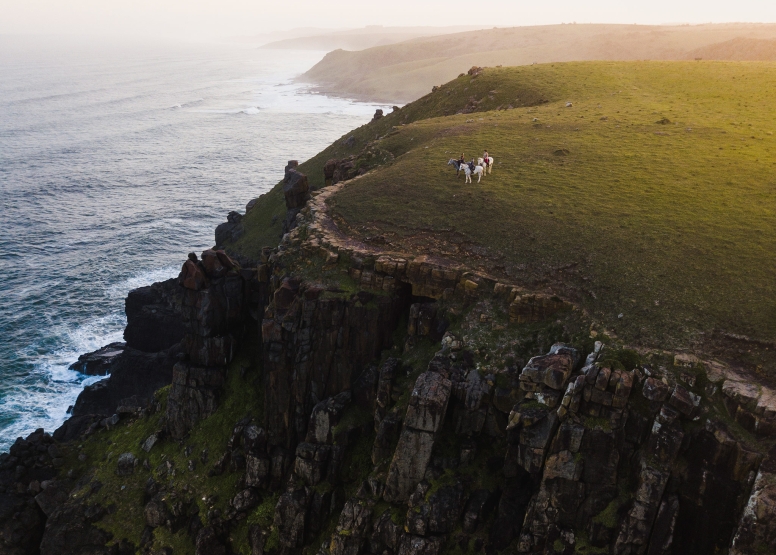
[0,61,774,555]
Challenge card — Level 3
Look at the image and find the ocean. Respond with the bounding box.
[0,35,388,451]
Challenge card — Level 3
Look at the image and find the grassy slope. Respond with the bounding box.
[301,24,776,103]
[322,61,776,354]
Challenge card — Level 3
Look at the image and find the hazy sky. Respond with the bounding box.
[2,0,776,40]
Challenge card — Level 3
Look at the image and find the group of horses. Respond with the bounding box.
[447,156,495,183]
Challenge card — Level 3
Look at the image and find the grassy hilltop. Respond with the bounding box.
[232,61,776,373]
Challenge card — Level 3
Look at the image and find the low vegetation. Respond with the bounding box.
[232,60,776,376]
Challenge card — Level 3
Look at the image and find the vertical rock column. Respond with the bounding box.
[262,280,405,449]
[383,371,452,503]
[730,447,776,554]
[282,163,309,235]
[167,250,245,439]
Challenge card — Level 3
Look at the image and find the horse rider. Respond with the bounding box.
[468,159,476,173]
[458,153,465,168]
[483,150,490,167]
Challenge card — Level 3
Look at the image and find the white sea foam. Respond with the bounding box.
[0,265,179,450]
[0,41,389,452]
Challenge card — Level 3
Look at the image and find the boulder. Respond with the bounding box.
[200,249,229,279]
[117,452,137,476]
[284,160,299,179]
[520,349,577,391]
[141,431,163,453]
[144,494,170,528]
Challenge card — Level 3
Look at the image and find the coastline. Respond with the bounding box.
[1,55,775,555]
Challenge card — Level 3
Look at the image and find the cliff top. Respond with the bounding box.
[231,61,776,377]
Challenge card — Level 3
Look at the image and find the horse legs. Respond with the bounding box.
[477,172,481,184]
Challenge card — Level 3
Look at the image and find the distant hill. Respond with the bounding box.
[300,23,776,103]
[259,25,488,52]
[687,37,776,61]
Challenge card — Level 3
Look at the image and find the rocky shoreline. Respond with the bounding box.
[1,158,774,555]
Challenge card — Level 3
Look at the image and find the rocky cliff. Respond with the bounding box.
[0,165,774,554]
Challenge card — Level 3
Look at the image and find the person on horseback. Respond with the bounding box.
[458,153,465,168]
[468,159,476,173]
[483,150,490,167]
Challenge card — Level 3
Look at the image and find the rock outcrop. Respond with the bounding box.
[124,278,184,353]
[0,429,64,555]
[215,211,245,247]
[167,249,247,438]
[3,157,775,555]
[72,346,180,416]
[261,279,406,448]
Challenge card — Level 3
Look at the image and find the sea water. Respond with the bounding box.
[0,35,388,451]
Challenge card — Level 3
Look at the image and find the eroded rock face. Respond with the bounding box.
[123,278,184,353]
[274,486,312,549]
[329,498,373,555]
[39,502,112,555]
[72,346,180,417]
[731,448,776,554]
[0,429,61,555]
[215,211,244,247]
[68,342,126,376]
[306,392,351,445]
[166,250,249,438]
[404,372,452,433]
[283,170,309,210]
[166,363,227,439]
[262,281,406,448]
[384,371,452,503]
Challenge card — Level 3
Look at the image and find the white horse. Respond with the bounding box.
[447,158,484,183]
[478,156,495,175]
[465,164,484,183]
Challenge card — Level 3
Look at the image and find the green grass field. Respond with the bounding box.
[231,61,776,368]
